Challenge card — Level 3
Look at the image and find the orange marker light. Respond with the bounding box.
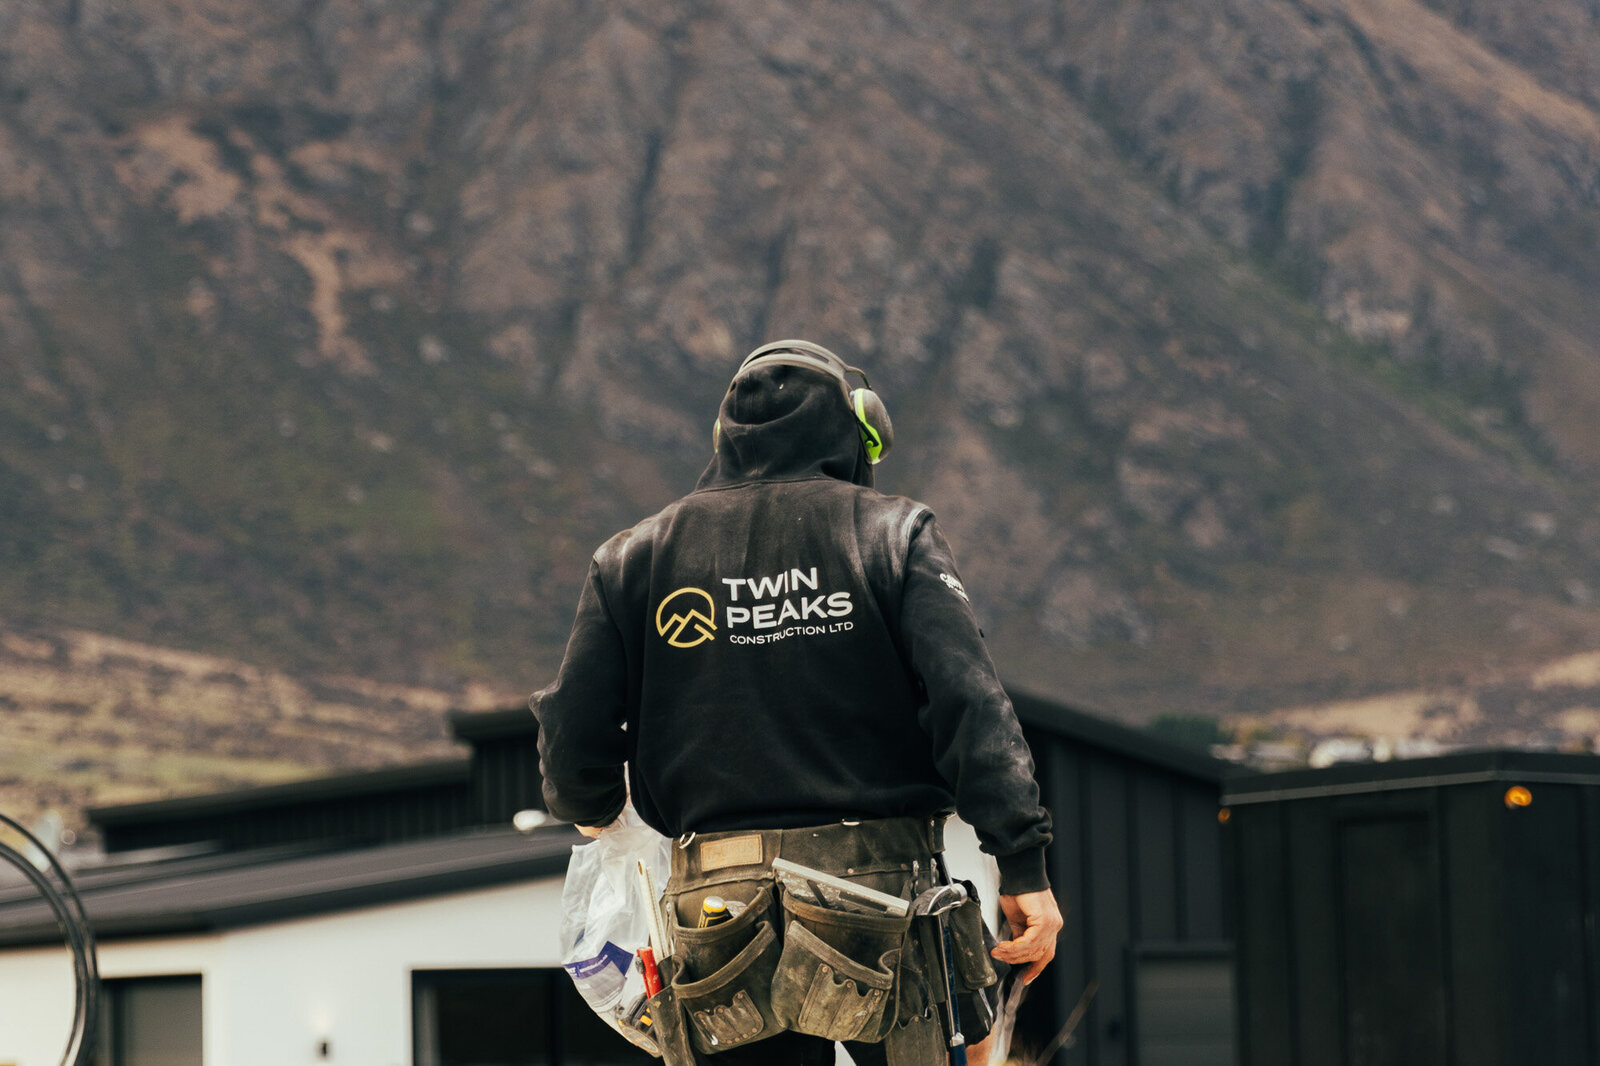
[1504,786,1533,809]
[1217,807,1232,824]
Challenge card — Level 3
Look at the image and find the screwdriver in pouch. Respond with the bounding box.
[698,895,731,928]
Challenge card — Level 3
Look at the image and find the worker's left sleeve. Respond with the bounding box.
[898,515,1054,895]
[529,556,630,828]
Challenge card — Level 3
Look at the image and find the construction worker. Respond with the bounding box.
[533,341,1062,1066]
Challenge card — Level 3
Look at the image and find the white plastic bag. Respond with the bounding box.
[558,807,671,1031]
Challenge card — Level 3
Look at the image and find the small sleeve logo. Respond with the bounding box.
[938,572,970,602]
[655,587,718,648]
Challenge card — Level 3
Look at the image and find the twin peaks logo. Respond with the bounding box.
[655,587,717,648]
[655,568,856,649]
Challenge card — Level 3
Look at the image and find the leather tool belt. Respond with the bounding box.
[634,816,997,1066]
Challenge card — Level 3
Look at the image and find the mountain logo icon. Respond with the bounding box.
[655,587,717,648]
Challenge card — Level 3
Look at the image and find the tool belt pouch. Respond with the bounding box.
[884,917,945,1066]
[885,1007,945,1066]
[946,883,998,992]
[771,893,910,1043]
[644,977,695,1066]
[617,1002,664,1059]
[671,889,784,1054]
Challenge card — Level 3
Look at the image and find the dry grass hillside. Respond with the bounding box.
[0,622,514,834]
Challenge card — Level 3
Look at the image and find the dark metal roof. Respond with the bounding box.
[1221,747,1600,805]
[448,706,537,741]
[1009,689,1235,785]
[0,824,579,948]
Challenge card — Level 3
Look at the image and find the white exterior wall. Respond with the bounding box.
[0,940,92,1066]
[0,875,567,1066]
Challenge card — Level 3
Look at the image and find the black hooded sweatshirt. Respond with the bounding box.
[532,361,1052,893]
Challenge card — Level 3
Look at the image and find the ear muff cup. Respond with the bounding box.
[851,388,892,464]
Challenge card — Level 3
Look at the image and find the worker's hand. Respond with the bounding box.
[576,808,631,838]
[992,890,1064,985]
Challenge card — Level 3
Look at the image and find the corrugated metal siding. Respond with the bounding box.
[1021,721,1231,1066]
[95,764,480,854]
[1228,755,1600,1066]
[100,780,481,854]
[472,735,546,826]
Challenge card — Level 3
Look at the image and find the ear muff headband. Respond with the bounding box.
[736,340,853,388]
[731,340,894,464]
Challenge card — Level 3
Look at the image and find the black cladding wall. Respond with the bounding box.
[90,709,548,855]
[1012,694,1234,1066]
[1224,751,1600,1066]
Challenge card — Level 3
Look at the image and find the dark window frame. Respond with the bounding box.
[411,966,651,1066]
[96,973,204,1066]
[1125,940,1236,1066]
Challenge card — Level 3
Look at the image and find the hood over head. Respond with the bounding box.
[696,350,874,490]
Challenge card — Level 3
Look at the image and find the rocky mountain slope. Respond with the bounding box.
[4,0,1600,819]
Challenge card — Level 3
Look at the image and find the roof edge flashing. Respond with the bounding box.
[1221,748,1600,805]
[1008,689,1233,784]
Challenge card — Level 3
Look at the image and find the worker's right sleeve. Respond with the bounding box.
[529,557,630,828]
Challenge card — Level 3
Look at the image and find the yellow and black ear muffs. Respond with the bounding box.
[713,340,895,464]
